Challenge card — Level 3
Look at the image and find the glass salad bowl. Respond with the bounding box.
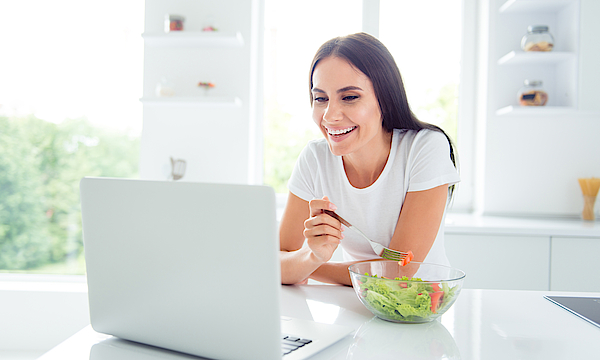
[348,260,466,323]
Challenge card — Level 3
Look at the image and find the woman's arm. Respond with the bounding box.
[388,184,449,261]
[279,192,350,285]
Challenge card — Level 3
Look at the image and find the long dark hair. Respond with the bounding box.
[309,32,457,198]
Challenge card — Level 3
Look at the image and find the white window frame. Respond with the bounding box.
[361,0,477,212]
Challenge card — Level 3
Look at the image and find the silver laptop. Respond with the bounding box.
[80,177,353,360]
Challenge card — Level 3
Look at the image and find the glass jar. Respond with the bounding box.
[521,25,554,52]
[156,77,175,97]
[518,80,548,106]
[164,14,185,33]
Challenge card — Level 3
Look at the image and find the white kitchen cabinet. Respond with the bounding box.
[445,213,600,291]
[445,234,550,290]
[550,236,600,291]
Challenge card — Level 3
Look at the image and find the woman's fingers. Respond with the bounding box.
[308,196,337,217]
[303,223,344,240]
[305,233,340,263]
[303,196,344,262]
[305,197,343,238]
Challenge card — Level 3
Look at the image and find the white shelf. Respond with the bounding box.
[142,31,244,47]
[496,105,576,116]
[498,51,576,65]
[499,0,577,13]
[140,96,242,107]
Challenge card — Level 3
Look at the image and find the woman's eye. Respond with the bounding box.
[343,95,359,101]
[314,96,328,103]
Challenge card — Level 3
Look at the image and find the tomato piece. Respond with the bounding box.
[430,291,444,313]
[398,251,414,266]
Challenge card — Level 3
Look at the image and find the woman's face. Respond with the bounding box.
[311,56,385,157]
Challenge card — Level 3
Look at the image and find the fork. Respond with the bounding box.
[323,210,413,265]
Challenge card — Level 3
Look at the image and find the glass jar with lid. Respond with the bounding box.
[518,80,548,106]
[521,25,554,52]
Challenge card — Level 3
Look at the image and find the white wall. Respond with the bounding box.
[0,277,89,358]
[578,0,600,113]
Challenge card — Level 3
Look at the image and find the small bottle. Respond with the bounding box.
[518,80,548,106]
[521,25,554,52]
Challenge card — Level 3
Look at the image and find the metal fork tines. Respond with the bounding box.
[323,210,413,263]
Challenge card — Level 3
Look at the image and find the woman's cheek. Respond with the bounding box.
[312,108,323,126]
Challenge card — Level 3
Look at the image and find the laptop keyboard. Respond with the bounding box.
[282,335,313,356]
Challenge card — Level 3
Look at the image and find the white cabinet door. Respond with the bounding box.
[550,237,600,292]
[445,234,550,290]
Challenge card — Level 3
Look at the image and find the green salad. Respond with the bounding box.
[357,273,458,322]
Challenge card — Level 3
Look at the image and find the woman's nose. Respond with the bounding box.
[323,100,342,122]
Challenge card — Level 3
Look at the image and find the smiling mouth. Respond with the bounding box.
[327,126,357,136]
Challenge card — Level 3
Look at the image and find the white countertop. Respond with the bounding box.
[445,212,600,237]
[38,286,600,360]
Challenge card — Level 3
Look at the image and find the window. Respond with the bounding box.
[379,0,462,143]
[263,0,469,210]
[263,0,362,193]
[0,0,144,274]
[1,0,471,275]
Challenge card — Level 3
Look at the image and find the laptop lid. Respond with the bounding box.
[545,295,600,329]
[80,177,282,360]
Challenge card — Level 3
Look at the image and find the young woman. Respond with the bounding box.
[279,33,460,286]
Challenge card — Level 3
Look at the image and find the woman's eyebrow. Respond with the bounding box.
[337,86,363,93]
[311,86,363,93]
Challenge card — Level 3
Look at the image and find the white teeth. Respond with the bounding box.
[328,126,356,135]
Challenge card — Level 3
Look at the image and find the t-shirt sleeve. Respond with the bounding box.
[407,130,460,192]
[287,143,318,201]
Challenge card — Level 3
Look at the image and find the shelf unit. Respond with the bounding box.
[494,0,580,115]
[497,50,576,65]
[495,105,575,116]
[499,0,578,13]
[140,0,263,184]
[142,31,244,47]
[139,96,242,107]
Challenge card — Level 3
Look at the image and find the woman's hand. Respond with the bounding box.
[303,196,344,262]
[279,193,350,285]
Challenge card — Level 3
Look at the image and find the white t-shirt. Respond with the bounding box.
[287,128,460,266]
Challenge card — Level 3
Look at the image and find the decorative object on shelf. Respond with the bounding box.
[165,14,185,32]
[518,80,548,106]
[578,177,600,221]
[521,25,554,52]
[156,77,175,97]
[170,157,186,181]
[198,81,215,96]
[202,15,217,32]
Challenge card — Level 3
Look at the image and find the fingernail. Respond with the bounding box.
[329,203,337,210]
